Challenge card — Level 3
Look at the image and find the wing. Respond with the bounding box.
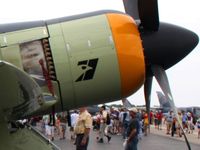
[0,61,57,121]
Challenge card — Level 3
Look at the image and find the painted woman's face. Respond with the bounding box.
[20,40,46,76]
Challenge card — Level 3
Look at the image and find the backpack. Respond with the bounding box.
[106,113,111,125]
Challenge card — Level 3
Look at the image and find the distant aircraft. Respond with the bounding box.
[121,98,134,109]
[0,0,198,149]
[156,91,171,112]
[156,91,200,119]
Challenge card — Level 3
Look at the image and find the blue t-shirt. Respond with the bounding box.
[127,118,140,138]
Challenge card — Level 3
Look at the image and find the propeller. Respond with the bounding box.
[123,0,199,149]
[123,0,159,31]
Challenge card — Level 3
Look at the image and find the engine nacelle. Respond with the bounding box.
[0,10,145,112]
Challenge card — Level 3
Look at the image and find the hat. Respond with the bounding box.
[128,107,138,113]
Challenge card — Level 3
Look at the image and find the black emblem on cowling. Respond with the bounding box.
[75,58,98,82]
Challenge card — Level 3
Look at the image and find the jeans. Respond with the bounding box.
[123,121,129,139]
[75,134,89,150]
[125,137,138,150]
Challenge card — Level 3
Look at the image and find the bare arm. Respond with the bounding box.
[127,128,137,143]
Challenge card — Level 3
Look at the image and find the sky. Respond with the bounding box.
[0,0,199,107]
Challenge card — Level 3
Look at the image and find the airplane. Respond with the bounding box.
[0,0,199,149]
[156,91,171,112]
[156,91,200,120]
[122,98,134,109]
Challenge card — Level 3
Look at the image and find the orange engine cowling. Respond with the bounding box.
[107,13,145,98]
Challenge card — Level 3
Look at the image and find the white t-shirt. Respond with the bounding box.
[71,113,79,127]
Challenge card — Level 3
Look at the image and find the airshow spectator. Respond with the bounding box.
[74,107,92,150]
[157,110,163,130]
[165,111,173,134]
[122,108,130,139]
[125,107,140,150]
[97,105,111,143]
[70,110,79,140]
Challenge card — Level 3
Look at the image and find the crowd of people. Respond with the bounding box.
[91,105,142,150]
[162,110,200,138]
[39,112,68,141]
[31,105,200,150]
[92,107,200,140]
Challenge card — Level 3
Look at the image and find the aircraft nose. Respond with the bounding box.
[141,22,199,71]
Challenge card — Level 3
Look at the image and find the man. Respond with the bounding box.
[97,105,111,143]
[122,108,130,139]
[74,107,92,150]
[125,107,140,150]
[165,111,173,134]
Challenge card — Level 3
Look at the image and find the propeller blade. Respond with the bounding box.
[144,77,152,117]
[123,0,139,20]
[144,76,153,133]
[138,0,159,31]
[123,0,159,31]
[151,65,191,150]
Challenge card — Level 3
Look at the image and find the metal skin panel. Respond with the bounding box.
[51,14,121,109]
[0,27,48,47]
[48,24,76,109]
[1,45,23,69]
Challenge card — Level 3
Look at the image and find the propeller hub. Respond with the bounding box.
[141,22,199,76]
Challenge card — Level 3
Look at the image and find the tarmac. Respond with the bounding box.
[51,125,200,150]
[149,126,200,145]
